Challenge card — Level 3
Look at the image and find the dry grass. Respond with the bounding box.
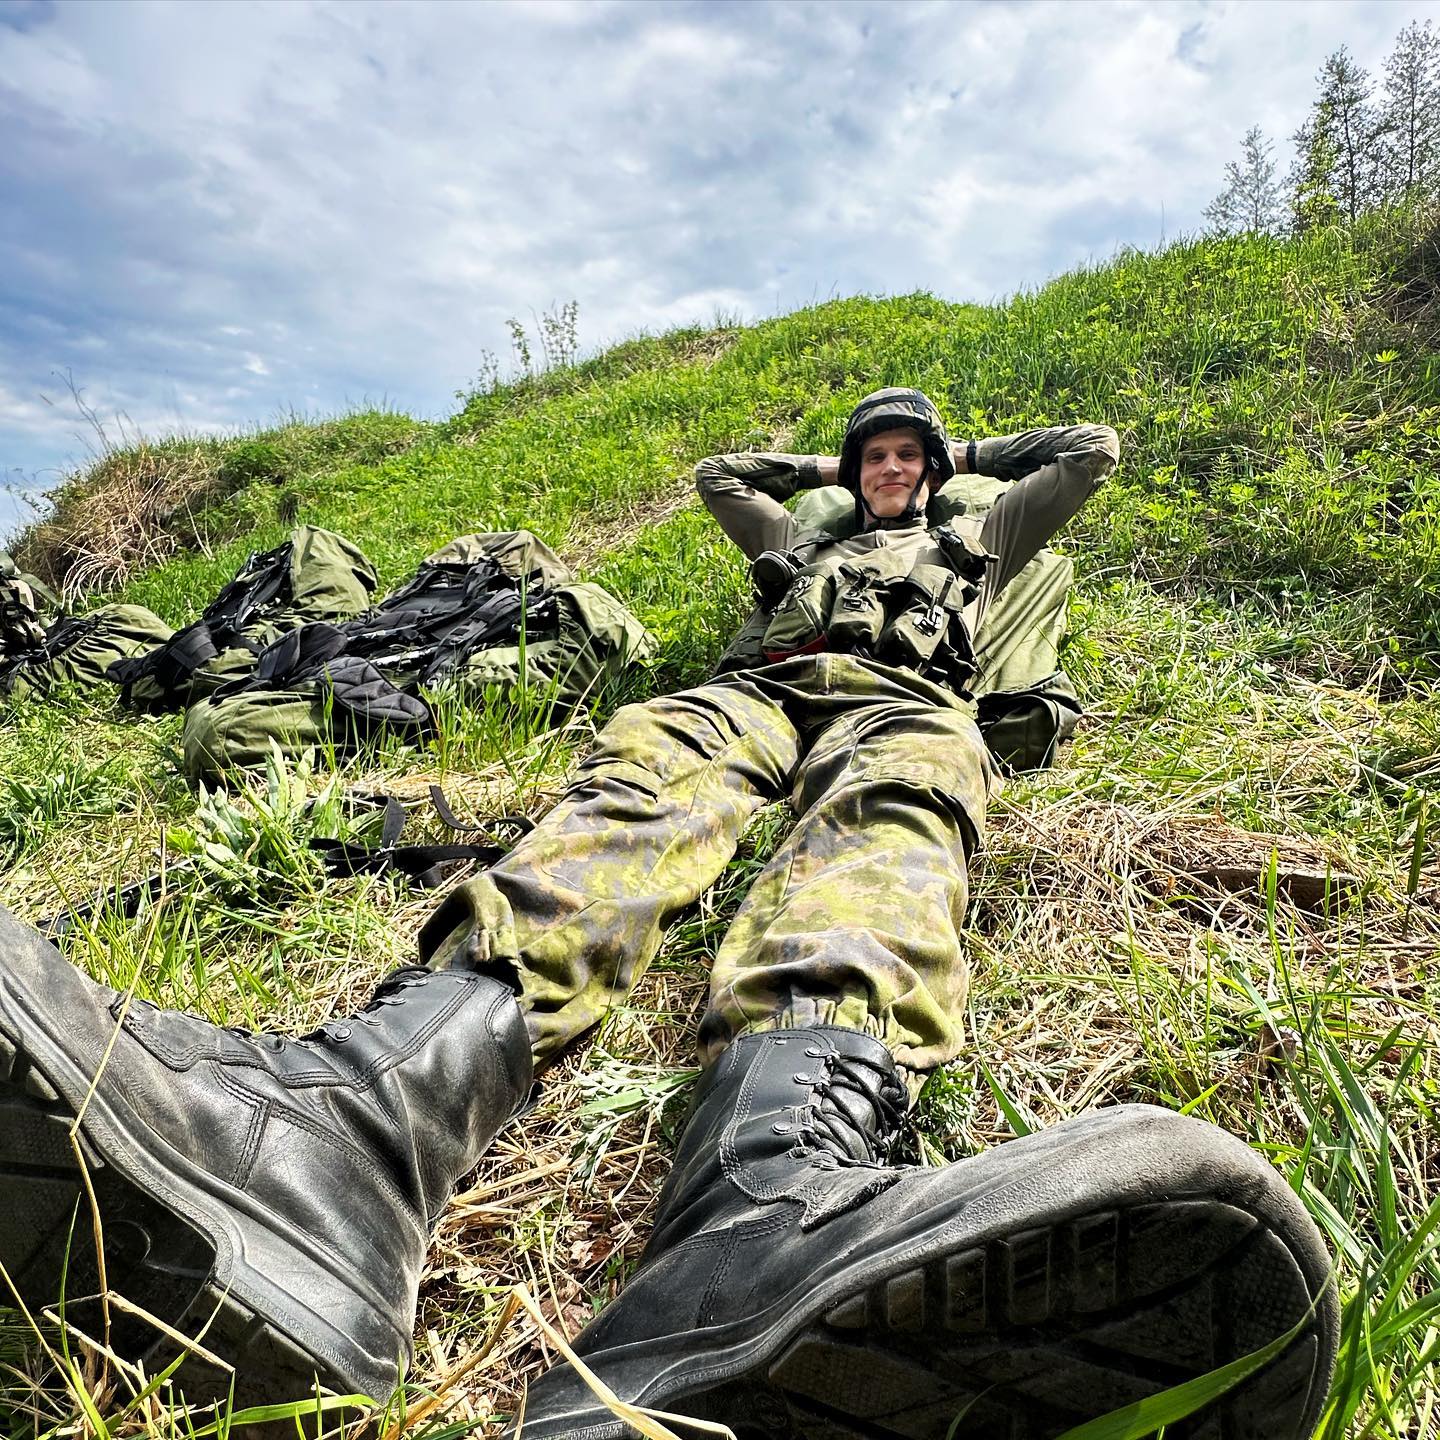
[561,481,700,568]
[15,442,224,600]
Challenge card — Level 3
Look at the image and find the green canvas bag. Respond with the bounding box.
[458,581,655,696]
[182,534,653,784]
[110,525,378,711]
[4,603,175,701]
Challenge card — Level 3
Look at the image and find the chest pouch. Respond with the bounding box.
[931,521,996,585]
[826,551,913,653]
[874,564,960,671]
[761,564,836,662]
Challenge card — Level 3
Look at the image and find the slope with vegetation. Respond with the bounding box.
[2,208,1438,1440]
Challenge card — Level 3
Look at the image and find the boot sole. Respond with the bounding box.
[0,993,402,1416]
[518,1174,1335,1439]
[703,1197,1329,1440]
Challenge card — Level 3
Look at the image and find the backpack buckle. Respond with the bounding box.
[915,604,945,637]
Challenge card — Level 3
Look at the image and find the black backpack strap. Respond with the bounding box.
[112,540,298,709]
[418,587,526,684]
[108,617,222,707]
[311,837,507,889]
[204,539,294,639]
[310,791,509,888]
[260,623,349,685]
[40,785,516,935]
[40,613,100,659]
[38,870,181,940]
[428,784,536,843]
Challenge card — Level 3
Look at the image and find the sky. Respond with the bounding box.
[2,0,1437,542]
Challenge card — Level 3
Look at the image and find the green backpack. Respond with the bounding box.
[182,530,653,783]
[4,605,178,702]
[109,525,378,711]
[2,552,175,701]
[791,479,1082,772]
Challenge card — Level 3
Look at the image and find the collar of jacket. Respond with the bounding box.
[843,510,930,540]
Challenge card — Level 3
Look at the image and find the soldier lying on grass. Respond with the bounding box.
[0,389,1337,1439]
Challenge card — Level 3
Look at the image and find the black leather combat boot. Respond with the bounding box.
[518,1026,1337,1440]
[0,904,530,1408]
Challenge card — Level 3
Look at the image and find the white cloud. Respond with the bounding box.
[1,0,1437,546]
[0,381,60,437]
[0,23,102,118]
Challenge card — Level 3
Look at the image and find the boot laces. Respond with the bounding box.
[311,967,429,1042]
[222,967,429,1050]
[790,1050,907,1167]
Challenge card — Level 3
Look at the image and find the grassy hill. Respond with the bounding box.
[2,208,1438,1440]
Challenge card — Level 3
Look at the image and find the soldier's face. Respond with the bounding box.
[859,427,928,518]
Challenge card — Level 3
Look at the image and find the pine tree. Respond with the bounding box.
[1205,126,1282,234]
[1289,104,1341,233]
[1378,19,1440,200]
[1290,47,1378,228]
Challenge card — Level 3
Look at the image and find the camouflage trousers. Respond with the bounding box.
[419,653,995,1083]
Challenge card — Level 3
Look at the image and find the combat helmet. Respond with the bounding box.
[837,387,955,524]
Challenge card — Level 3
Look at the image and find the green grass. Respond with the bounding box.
[2,205,1438,1438]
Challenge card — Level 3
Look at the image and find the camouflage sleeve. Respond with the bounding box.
[695,452,823,561]
[975,424,1120,594]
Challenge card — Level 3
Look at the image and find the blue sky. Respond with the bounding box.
[2,0,1436,542]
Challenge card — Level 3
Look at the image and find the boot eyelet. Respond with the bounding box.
[772,1122,792,1134]
[804,1046,825,1058]
[330,1024,352,1041]
[792,1073,812,1085]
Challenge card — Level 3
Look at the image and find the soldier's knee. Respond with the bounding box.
[580,687,792,789]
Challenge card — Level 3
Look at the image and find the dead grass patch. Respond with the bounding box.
[561,481,700,568]
[16,442,224,600]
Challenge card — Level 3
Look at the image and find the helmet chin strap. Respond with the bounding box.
[899,473,929,521]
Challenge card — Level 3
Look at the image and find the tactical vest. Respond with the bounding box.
[720,519,994,696]
[719,481,1084,772]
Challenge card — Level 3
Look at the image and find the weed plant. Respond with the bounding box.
[1,208,1438,1438]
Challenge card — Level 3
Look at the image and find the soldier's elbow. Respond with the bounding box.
[694,457,724,498]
